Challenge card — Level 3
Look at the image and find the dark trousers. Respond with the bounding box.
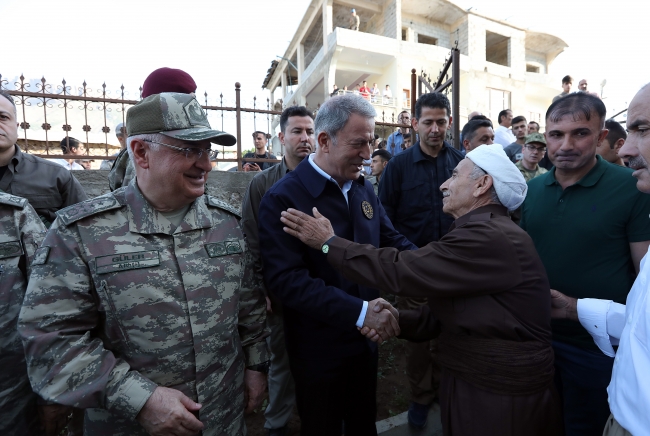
[289,349,378,436]
[397,296,441,405]
[553,340,615,436]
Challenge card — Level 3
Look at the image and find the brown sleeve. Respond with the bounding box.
[327,222,523,299]
[398,304,441,342]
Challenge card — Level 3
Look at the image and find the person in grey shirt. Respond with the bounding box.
[240,106,314,436]
[0,90,87,227]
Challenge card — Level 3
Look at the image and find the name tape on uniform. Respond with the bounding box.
[95,250,160,274]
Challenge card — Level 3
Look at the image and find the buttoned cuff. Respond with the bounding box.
[577,298,616,357]
[244,340,270,368]
[108,371,158,420]
[356,301,369,328]
[326,236,354,268]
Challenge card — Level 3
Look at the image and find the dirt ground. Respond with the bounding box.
[245,338,410,436]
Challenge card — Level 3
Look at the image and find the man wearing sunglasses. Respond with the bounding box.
[516,133,548,182]
[19,93,270,436]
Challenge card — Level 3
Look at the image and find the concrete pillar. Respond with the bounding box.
[281,70,287,99]
[322,0,333,49]
[297,44,305,84]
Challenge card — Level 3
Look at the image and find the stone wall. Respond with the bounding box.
[71,170,256,212]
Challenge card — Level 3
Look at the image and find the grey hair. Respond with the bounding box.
[469,164,500,204]
[315,94,376,147]
[126,133,164,162]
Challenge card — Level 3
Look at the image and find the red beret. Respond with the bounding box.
[141,67,197,98]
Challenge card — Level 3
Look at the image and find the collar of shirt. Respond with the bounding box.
[412,141,448,163]
[123,182,212,235]
[449,204,509,231]
[544,155,608,188]
[8,144,23,170]
[308,154,353,204]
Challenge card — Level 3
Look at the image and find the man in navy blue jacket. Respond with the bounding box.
[258,94,416,436]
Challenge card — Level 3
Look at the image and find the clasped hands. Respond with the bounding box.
[359,298,400,344]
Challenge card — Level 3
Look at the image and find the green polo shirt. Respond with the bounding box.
[520,156,650,350]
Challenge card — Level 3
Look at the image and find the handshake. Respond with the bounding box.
[359,298,400,344]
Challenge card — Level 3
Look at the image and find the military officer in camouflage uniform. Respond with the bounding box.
[19,93,270,436]
[0,192,73,435]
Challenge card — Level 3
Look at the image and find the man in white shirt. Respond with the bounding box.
[493,109,516,147]
[51,137,85,170]
[550,83,650,436]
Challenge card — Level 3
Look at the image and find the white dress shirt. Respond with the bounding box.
[494,125,516,148]
[307,154,368,327]
[577,247,650,435]
[50,158,84,170]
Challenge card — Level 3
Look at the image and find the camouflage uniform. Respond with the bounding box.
[19,182,269,436]
[0,193,47,435]
[107,148,135,192]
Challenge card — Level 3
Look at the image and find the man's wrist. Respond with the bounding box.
[320,235,337,252]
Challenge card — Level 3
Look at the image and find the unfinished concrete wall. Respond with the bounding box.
[71,170,256,213]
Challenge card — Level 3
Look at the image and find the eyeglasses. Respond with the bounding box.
[525,145,546,153]
[144,139,218,160]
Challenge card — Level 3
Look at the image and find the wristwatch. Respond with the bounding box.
[321,236,337,254]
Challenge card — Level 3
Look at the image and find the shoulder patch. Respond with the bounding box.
[0,193,28,208]
[56,194,123,226]
[204,195,241,218]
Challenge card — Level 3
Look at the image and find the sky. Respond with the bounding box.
[2,0,647,145]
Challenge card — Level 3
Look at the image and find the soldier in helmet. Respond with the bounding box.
[19,92,270,436]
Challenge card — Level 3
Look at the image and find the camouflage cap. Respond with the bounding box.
[126,93,236,146]
[525,132,546,145]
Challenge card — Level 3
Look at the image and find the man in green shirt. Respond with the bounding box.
[520,93,650,436]
[516,133,548,182]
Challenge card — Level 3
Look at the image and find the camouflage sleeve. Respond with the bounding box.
[240,176,267,297]
[237,240,270,367]
[19,202,47,276]
[18,219,157,420]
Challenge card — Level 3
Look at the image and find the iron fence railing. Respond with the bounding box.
[0,74,414,170]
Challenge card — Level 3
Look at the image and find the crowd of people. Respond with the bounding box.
[1,62,649,436]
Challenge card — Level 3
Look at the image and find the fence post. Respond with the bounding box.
[235,82,242,171]
[452,49,460,150]
[410,69,416,145]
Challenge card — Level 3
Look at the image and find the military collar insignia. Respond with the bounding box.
[361,200,373,220]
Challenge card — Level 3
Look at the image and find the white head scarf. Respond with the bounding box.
[465,144,528,211]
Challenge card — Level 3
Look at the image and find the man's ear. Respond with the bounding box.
[278,132,285,146]
[614,138,626,153]
[597,129,610,147]
[131,139,151,169]
[474,174,494,198]
[317,132,331,153]
[463,139,470,151]
[447,116,453,130]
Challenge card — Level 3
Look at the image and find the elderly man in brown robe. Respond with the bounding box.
[280,144,563,436]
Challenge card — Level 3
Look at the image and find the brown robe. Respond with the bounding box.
[327,204,563,436]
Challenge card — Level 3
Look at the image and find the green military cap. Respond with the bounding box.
[126,93,236,146]
[525,132,546,145]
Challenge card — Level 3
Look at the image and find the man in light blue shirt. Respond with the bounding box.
[386,110,410,156]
